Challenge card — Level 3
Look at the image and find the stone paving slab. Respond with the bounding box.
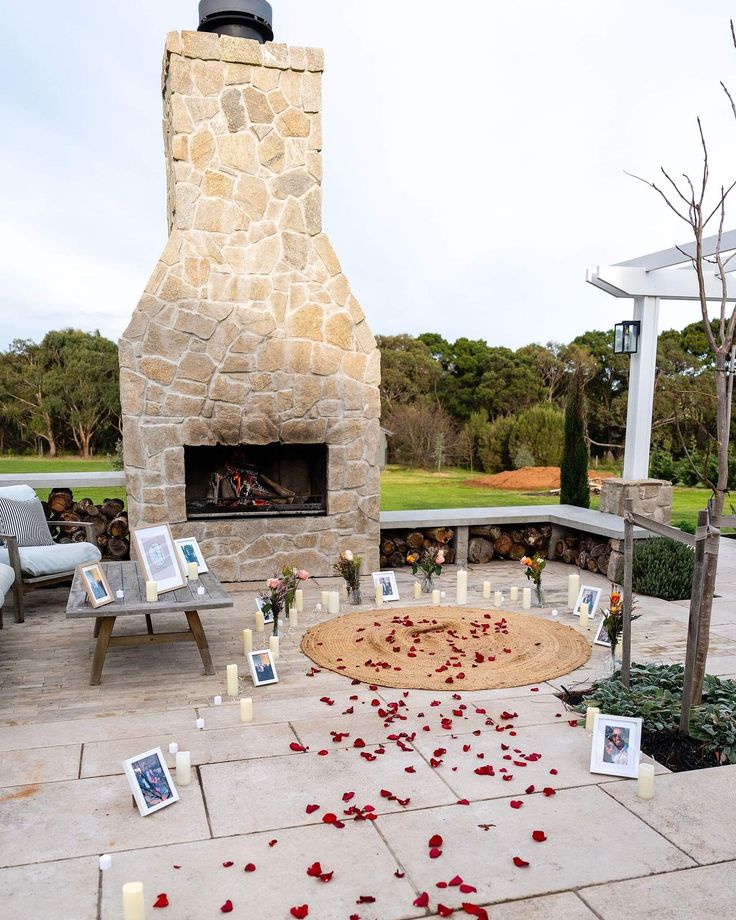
[427,891,597,920]
[0,774,210,867]
[200,743,457,837]
[376,785,694,909]
[199,688,377,729]
[0,856,99,920]
[0,743,81,786]
[377,683,559,704]
[99,822,422,920]
[603,764,736,864]
[81,722,298,778]
[579,860,736,919]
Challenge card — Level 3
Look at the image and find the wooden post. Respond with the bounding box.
[621,498,634,687]
[679,508,709,733]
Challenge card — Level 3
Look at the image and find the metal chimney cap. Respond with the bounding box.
[198,0,273,42]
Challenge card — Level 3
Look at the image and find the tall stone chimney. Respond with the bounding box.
[119,29,381,580]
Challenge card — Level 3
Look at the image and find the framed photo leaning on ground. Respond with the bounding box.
[78,561,114,609]
[574,585,602,619]
[593,618,612,647]
[590,714,642,779]
[372,570,400,602]
[174,536,209,574]
[122,747,179,817]
[248,649,279,687]
[131,523,187,595]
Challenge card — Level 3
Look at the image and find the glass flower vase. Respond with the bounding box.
[348,586,362,605]
[535,583,545,607]
[421,574,434,593]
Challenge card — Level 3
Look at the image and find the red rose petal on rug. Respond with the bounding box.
[317,750,329,756]
[549,768,558,775]
[404,766,416,773]
[543,787,556,796]
[221,901,234,913]
[305,804,320,814]
[509,800,523,809]
[437,881,448,889]
[244,863,256,872]
[290,906,309,919]
[222,862,234,868]
[428,834,444,848]
[512,857,529,868]
[413,892,430,908]
[429,848,443,859]
[307,862,322,877]
[173,865,181,869]
[343,791,355,801]
[153,893,169,908]
[437,904,454,917]
[532,830,547,842]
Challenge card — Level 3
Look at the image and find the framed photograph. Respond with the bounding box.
[122,747,179,817]
[256,595,274,625]
[372,570,400,602]
[78,562,114,609]
[574,585,602,619]
[131,523,187,595]
[594,618,612,647]
[247,648,279,687]
[590,714,642,778]
[174,537,209,574]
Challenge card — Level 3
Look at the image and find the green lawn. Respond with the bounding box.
[0,456,126,507]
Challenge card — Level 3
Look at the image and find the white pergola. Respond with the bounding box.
[586,229,736,480]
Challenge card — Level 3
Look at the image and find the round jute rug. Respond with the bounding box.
[301,606,591,691]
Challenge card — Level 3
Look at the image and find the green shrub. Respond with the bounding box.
[478,415,516,472]
[627,537,694,600]
[674,519,696,535]
[649,448,675,482]
[513,448,536,469]
[560,370,589,508]
[508,405,565,468]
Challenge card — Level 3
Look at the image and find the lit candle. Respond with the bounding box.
[568,572,580,610]
[375,584,383,606]
[432,589,440,605]
[510,586,518,602]
[226,664,239,697]
[187,561,199,582]
[269,635,280,659]
[195,717,205,730]
[290,606,299,627]
[295,589,304,612]
[122,882,145,920]
[585,706,600,732]
[213,695,222,705]
[99,854,112,871]
[321,590,330,607]
[482,581,491,599]
[522,587,531,610]
[494,590,503,607]
[579,603,589,628]
[240,697,253,722]
[637,763,655,799]
[145,581,157,602]
[175,750,191,786]
[255,610,265,632]
[328,591,340,614]
[456,569,468,605]
[413,581,422,599]
[243,628,253,654]
[168,742,178,755]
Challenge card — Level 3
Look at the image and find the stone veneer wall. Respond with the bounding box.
[119,31,381,581]
[598,478,673,525]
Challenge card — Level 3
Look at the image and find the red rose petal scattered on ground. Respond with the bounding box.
[305,804,320,814]
[459,884,477,894]
[428,834,444,848]
[353,738,366,748]
[429,848,443,859]
[456,799,470,805]
[394,870,405,878]
[356,896,376,904]
[290,906,309,919]
[438,904,455,917]
[222,861,234,868]
[307,862,322,877]
[268,839,278,847]
[532,830,547,842]
[525,785,535,794]
[290,742,307,752]
[244,863,256,872]
[512,857,529,868]
[509,800,523,809]
[413,892,429,908]
[220,901,234,914]
[173,865,181,870]
[322,813,338,824]
[448,875,463,886]
[153,893,169,908]
[318,750,329,756]
[550,768,558,775]
[404,766,416,773]
[462,904,489,919]
[543,787,556,796]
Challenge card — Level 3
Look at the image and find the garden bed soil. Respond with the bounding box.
[465,466,614,491]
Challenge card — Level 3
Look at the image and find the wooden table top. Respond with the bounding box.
[66,560,234,619]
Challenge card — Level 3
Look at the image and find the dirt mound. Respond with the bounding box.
[465,466,614,491]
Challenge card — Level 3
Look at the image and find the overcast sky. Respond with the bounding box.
[1,0,736,351]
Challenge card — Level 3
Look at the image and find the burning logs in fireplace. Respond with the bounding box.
[209,464,296,508]
[44,489,130,561]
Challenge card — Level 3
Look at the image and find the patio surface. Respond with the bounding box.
[2,550,736,920]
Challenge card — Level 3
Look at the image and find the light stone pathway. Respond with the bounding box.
[1,554,736,919]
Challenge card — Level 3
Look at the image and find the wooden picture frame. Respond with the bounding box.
[78,562,114,609]
[174,537,209,574]
[131,523,187,595]
[122,747,179,817]
[247,648,279,687]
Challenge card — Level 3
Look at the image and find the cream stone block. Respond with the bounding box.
[354,320,378,354]
[240,414,278,444]
[243,86,273,124]
[252,124,271,141]
[303,72,321,113]
[178,352,216,383]
[193,198,242,233]
[234,174,269,220]
[268,88,289,114]
[234,305,277,336]
[282,232,309,270]
[166,32,183,55]
[313,234,341,276]
[230,331,261,354]
[286,303,325,342]
[220,35,263,65]
[160,273,197,302]
[305,47,325,72]
[346,293,365,324]
[307,151,323,181]
[302,187,322,235]
[217,133,258,172]
[340,354,368,386]
[252,66,280,93]
[259,338,287,372]
[283,137,307,170]
[138,356,177,387]
[210,376,249,404]
[171,95,194,133]
[279,70,302,107]
[280,198,306,232]
[311,343,342,376]
[222,87,246,132]
[121,419,145,469]
[273,168,315,199]
[209,403,242,444]
[258,131,285,172]
[174,310,218,340]
[244,236,281,274]
[327,273,350,307]
[174,183,199,230]
[224,63,252,84]
[365,349,381,386]
[325,312,353,349]
[182,417,216,445]
[184,257,210,287]
[280,418,327,443]
[309,114,323,150]
[202,170,234,197]
[289,46,307,71]
[220,353,254,373]
[182,30,221,60]
[146,322,190,358]
[192,59,225,95]
[171,134,189,161]
[263,42,290,69]
[168,58,193,94]
[160,234,183,267]
[119,370,146,416]
[186,97,220,123]
[275,108,311,137]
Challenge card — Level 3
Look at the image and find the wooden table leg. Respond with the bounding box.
[185,610,215,676]
[145,614,154,635]
[93,618,101,638]
[90,616,116,686]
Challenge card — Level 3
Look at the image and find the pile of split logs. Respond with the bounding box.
[465,525,552,564]
[380,527,456,569]
[551,531,612,575]
[45,489,130,561]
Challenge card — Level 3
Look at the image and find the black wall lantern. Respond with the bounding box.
[614,320,640,355]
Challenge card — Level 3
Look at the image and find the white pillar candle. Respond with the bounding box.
[328,591,340,614]
[321,590,330,607]
[579,603,589,628]
[187,561,199,581]
[375,584,383,606]
[195,717,205,730]
[494,590,503,607]
[482,580,491,599]
[456,569,468,605]
[145,581,157,602]
[242,628,253,655]
[585,706,600,732]
[522,587,532,610]
[213,695,222,705]
[168,742,178,755]
[122,882,145,920]
[413,581,422,599]
[637,763,655,799]
[510,586,519,602]
[269,635,280,659]
[254,611,265,632]
[240,697,253,722]
[432,589,441,606]
[226,664,239,697]
[175,750,191,786]
[295,589,304,612]
[568,572,581,610]
[99,854,112,871]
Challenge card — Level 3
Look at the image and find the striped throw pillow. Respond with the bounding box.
[0,496,53,547]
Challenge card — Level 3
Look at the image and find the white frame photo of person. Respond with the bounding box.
[174,536,209,574]
[248,648,279,687]
[371,570,400,602]
[589,714,643,779]
[78,562,115,609]
[122,747,179,817]
[574,585,602,619]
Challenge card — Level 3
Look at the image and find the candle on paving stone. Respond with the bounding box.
[579,603,589,628]
[637,763,655,799]
[269,635,280,659]
[122,882,145,920]
[375,584,383,606]
[226,664,239,697]
[196,718,205,730]
[328,591,340,614]
[187,561,199,581]
[510,586,519,602]
[99,854,112,871]
[255,610,265,632]
[175,751,191,786]
[197,585,205,596]
[568,572,580,610]
[295,589,304,612]
[290,606,299,627]
[243,628,253,655]
[456,569,468,605]
[413,581,422,599]
[522,587,532,610]
[494,590,503,607]
[321,590,330,607]
[168,742,178,755]
[432,589,441,605]
[116,589,124,601]
[145,581,157,602]
[214,695,222,705]
[240,697,253,722]
[482,580,491,599]
[585,706,599,732]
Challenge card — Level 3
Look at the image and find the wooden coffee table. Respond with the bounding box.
[66,561,233,685]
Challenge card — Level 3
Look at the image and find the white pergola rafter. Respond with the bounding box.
[586,230,736,479]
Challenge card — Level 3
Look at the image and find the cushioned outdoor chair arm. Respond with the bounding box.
[47,520,96,544]
[0,533,21,577]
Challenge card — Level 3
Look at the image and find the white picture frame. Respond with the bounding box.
[574,585,602,619]
[590,714,643,779]
[255,595,274,625]
[593,618,612,647]
[372,570,400,602]
[174,537,209,574]
[131,523,187,595]
[247,648,279,687]
[122,747,179,817]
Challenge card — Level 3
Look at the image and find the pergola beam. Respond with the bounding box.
[615,228,736,271]
[587,265,736,301]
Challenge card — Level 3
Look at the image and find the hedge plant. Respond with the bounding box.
[617,537,694,601]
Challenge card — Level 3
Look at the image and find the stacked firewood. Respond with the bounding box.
[466,525,552,564]
[43,489,130,561]
[380,527,456,568]
[552,530,612,575]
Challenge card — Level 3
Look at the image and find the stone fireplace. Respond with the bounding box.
[119,27,381,580]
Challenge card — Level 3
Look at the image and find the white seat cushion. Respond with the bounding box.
[0,542,101,578]
[0,562,15,606]
[0,485,37,502]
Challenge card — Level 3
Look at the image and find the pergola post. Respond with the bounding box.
[622,295,660,480]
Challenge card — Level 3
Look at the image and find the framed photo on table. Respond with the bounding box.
[247,649,279,687]
[78,561,114,609]
[131,523,187,595]
[590,714,642,778]
[122,747,179,817]
[174,536,209,574]
[574,585,602,619]
[372,570,400,602]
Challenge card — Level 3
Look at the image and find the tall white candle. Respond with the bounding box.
[294,589,304,612]
[522,587,532,610]
[175,750,191,786]
[637,763,655,799]
[254,611,265,632]
[579,603,589,628]
[585,706,599,732]
[375,584,383,606]
[122,882,145,920]
[494,590,503,607]
[226,664,239,697]
[321,590,330,607]
[568,572,581,610]
[290,606,299,627]
[432,589,441,606]
[456,569,468,605]
[187,561,199,581]
[145,581,157,602]
[269,635,280,659]
[413,581,421,599]
[510,586,519,602]
[240,697,253,722]
[328,591,340,614]
[242,628,253,655]
[482,580,491,599]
